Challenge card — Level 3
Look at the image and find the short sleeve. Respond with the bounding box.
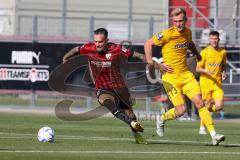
[79,43,96,55]
[152,30,169,46]
[197,50,206,67]
[79,44,88,55]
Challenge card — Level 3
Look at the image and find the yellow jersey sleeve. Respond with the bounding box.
[197,49,206,67]
[151,27,193,73]
[152,30,169,46]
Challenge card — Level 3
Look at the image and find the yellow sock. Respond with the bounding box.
[198,107,215,133]
[211,105,217,112]
[161,108,175,121]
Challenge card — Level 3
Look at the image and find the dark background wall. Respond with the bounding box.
[0,42,161,90]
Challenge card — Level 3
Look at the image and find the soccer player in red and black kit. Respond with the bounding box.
[63,28,147,144]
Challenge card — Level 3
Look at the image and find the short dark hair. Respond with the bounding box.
[94,28,108,38]
[209,31,220,37]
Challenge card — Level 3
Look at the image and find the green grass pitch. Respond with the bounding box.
[0,112,239,160]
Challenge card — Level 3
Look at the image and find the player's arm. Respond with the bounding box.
[120,41,146,61]
[196,51,213,76]
[144,38,159,78]
[221,51,227,80]
[144,38,173,73]
[221,63,227,80]
[144,39,163,72]
[63,46,79,64]
[196,65,213,76]
[144,38,155,65]
[188,41,201,61]
[132,51,146,62]
[221,67,227,80]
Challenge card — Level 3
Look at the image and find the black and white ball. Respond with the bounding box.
[37,126,55,143]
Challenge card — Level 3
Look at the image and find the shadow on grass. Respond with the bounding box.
[146,140,240,148]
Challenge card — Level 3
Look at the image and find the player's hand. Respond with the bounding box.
[63,58,68,64]
[221,71,227,80]
[158,63,174,73]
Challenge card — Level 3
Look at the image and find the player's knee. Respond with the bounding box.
[215,104,223,111]
[194,99,205,109]
[191,95,205,109]
[175,105,186,117]
[204,100,212,109]
[98,94,118,107]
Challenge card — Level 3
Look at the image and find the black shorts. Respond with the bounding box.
[96,88,135,109]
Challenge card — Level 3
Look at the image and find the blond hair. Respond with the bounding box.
[171,8,187,20]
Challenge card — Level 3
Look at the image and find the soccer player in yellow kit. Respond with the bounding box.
[196,31,227,135]
[144,8,225,145]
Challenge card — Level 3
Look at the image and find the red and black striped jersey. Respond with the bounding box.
[79,42,133,89]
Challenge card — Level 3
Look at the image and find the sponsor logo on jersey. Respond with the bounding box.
[208,63,221,67]
[90,61,112,67]
[174,42,188,49]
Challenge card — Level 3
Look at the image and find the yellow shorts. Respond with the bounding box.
[162,71,201,106]
[201,88,224,101]
[200,79,224,101]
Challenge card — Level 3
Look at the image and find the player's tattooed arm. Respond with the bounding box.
[132,51,146,62]
[63,46,80,64]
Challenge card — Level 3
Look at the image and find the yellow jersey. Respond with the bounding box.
[197,46,226,87]
[152,26,192,73]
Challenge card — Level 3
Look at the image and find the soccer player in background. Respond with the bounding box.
[144,8,225,145]
[62,28,147,144]
[196,31,227,135]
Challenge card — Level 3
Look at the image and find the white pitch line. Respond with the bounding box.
[0,132,240,147]
[0,150,240,155]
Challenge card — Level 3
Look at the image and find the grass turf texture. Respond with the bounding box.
[1,95,240,116]
[0,112,239,160]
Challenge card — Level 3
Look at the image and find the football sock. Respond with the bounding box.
[103,99,132,125]
[210,131,217,138]
[161,108,175,121]
[198,107,215,133]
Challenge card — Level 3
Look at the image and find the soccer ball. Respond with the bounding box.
[37,126,55,142]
